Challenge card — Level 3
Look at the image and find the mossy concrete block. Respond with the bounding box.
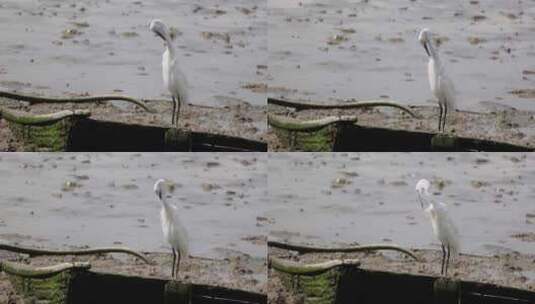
[433,277,461,304]
[431,134,458,151]
[279,268,341,304]
[164,281,192,304]
[164,128,192,152]
[273,126,336,152]
[7,271,72,304]
[8,119,75,152]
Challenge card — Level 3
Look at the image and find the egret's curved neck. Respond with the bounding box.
[426,40,439,61]
[164,37,177,57]
[159,195,173,211]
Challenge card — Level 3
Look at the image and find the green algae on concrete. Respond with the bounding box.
[7,270,73,304]
[273,126,335,152]
[278,268,342,304]
[268,112,358,151]
[164,128,192,152]
[1,106,90,151]
[431,133,459,151]
[7,118,75,152]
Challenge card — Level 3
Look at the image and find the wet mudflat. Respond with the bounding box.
[0,0,266,106]
[0,153,268,300]
[268,0,535,112]
[0,0,267,143]
[267,153,535,256]
[0,153,267,257]
[267,152,535,302]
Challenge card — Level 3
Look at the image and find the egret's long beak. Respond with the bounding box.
[155,30,167,41]
[422,41,430,57]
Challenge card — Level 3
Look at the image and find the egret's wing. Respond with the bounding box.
[436,202,460,254]
[437,67,456,109]
[168,203,190,256]
[170,59,189,103]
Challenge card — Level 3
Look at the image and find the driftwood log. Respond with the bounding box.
[268,97,418,118]
[0,107,91,126]
[268,240,420,261]
[0,90,154,113]
[0,243,151,264]
[268,113,359,131]
[0,260,91,279]
[270,256,360,275]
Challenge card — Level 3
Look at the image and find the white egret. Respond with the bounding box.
[154,179,189,279]
[149,19,189,126]
[418,29,456,132]
[415,179,459,276]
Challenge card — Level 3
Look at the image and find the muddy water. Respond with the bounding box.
[268,0,535,111]
[267,153,535,256]
[0,153,267,259]
[0,0,266,107]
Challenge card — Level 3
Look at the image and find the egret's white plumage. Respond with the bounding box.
[415,179,459,276]
[418,29,456,132]
[154,179,189,279]
[150,19,189,126]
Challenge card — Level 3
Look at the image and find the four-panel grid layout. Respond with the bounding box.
[0,1,534,304]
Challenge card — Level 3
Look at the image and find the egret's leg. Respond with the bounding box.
[440,244,446,275]
[171,97,177,126]
[445,245,451,276]
[438,104,444,132]
[171,249,177,279]
[442,103,448,132]
[175,98,181,126]
[175,251,181,279]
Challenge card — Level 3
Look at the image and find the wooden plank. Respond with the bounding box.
[68,271,165,304]
[68,119,167,151]
[192,284,267,304]
[68,271,266,304]
[334,124,434,152]
[335,268,535,304]
[462,281,535,304]
[463,293,534,304]
[191,132,267,152]
[336,268,434,304]
[67,119,266,152]
[333,125,533,152]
